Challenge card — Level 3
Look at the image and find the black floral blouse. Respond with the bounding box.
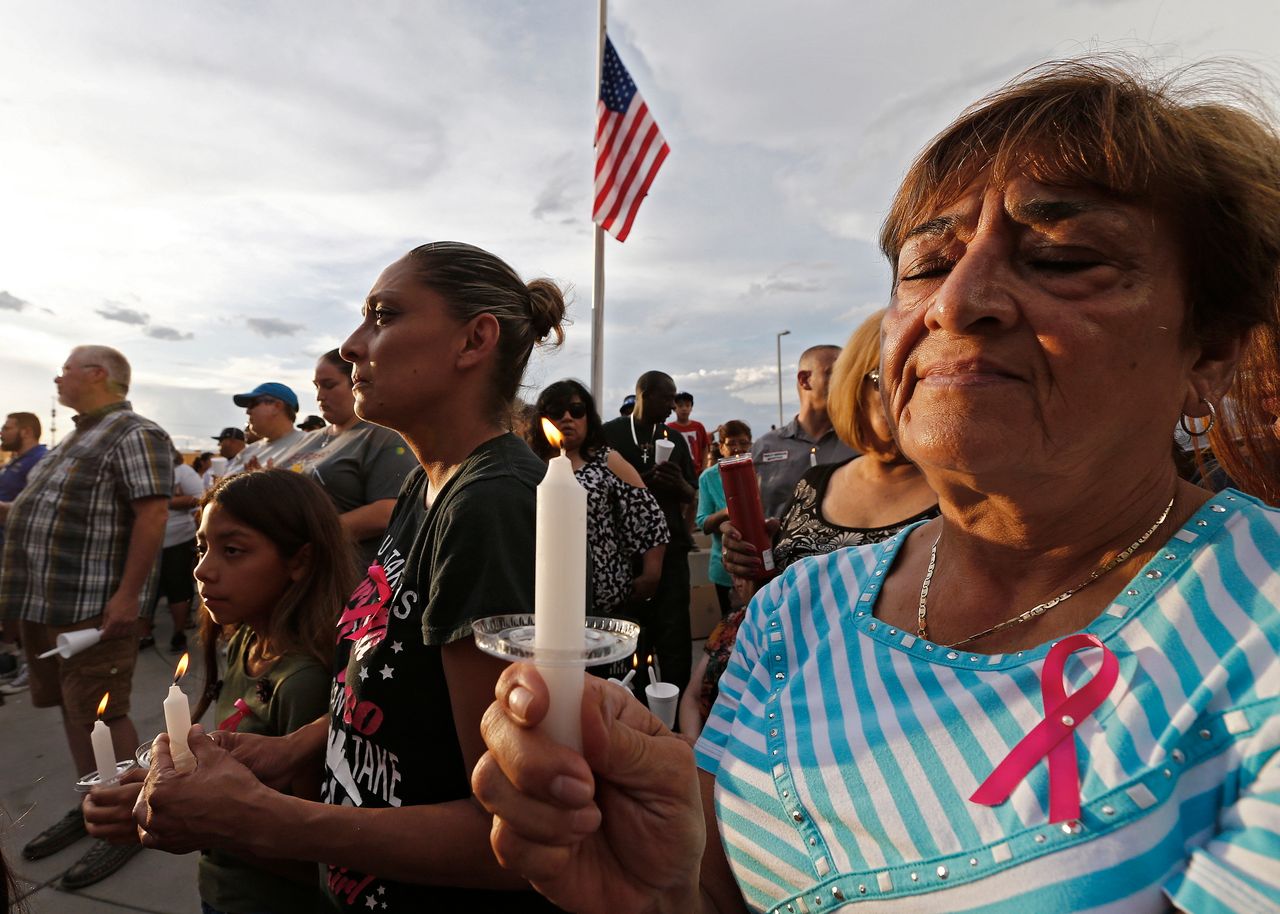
[577,447,669,615]
[772,459,939,569]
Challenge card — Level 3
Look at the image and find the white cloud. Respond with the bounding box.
[246,318,305,338]
[0,291,31,312]
[144,325,194,342]
[96,302,150,326]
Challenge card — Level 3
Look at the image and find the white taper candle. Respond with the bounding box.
[164,683,196,772]
[91,719,116,781]
[90,692,117,781]
[533,446,588,751]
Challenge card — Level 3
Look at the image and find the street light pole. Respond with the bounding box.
[775,329,791,429]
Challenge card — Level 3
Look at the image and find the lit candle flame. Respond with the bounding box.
[173,652,189,684]
[540,418,564,451]
[631,655,638,670]
[97,692,110,717]
[646,654,653,666]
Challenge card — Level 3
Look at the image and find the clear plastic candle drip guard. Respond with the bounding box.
[471,615,639,668]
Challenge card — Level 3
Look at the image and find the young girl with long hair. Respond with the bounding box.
[85,469,357,914]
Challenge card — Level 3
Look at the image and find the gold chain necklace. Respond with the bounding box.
[916,496,1176,648]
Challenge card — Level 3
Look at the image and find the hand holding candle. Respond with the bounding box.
[164,653,196,772]
[534,419,589,751]
[90,692,118,781]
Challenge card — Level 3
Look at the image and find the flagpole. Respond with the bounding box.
[590,230,605,399]
[590,0,607,400]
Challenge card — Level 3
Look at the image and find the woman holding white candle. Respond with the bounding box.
[471,62,1280,913]
[135,243,569,913]
[525,379,669,619]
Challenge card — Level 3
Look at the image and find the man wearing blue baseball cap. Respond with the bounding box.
[225,382,308,474]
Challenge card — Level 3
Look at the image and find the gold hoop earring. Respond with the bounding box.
[1179,399,1217,437]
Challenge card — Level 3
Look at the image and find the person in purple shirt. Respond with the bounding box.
[0,411,47,684]
[0,412,48,545]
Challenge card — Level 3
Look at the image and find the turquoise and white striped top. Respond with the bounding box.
[696,489,1280,913]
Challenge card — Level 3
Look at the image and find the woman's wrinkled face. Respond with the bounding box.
[881,173,1197,483]
[313,358,356,426]
[340,256,466,431]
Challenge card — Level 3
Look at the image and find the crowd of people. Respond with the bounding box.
[1,57,1279,914]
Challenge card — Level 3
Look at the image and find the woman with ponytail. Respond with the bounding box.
[136,243,570,913]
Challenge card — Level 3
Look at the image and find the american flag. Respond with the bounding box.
[594,36,669,242]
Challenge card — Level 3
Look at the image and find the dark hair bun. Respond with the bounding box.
[527,278,568,346]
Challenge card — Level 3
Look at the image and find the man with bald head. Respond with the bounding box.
[752,344,857,519]
[603,370,698,704]
[1,345,172,883]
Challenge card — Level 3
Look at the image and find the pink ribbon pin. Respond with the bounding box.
[217,698,257,732]
[970,633,1118,823]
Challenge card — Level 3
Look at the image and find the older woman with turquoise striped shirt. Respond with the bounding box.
[474,60,1280,914]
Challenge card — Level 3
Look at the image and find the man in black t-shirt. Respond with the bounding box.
[602,371,698,705]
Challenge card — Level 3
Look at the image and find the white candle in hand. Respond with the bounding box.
[534,420,588,751]
[91,693,117,780]
[165,653,196,772]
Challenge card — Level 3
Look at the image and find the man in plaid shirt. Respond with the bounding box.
[0,345,172,885]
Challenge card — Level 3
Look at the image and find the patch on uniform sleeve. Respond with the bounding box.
[761,451,789,463]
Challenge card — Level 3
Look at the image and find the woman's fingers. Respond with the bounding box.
[476,663,607,887]
[481,664,596,804]
[477,662,707,914]
[493,661,550,728]
[149,732,174,772]
[473,752,601,844]
[720,520,762,577]
[487,816,577,886]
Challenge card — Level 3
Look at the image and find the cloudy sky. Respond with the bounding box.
[3,0,1279,449]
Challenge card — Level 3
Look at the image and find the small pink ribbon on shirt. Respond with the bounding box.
[217,698,256,732]
[970,633,1119,823]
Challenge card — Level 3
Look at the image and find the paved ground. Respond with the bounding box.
[1,622,203,914]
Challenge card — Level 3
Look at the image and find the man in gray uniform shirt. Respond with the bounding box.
[751,344,856,519]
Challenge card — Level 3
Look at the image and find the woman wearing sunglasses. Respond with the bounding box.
[528,379,668,618]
